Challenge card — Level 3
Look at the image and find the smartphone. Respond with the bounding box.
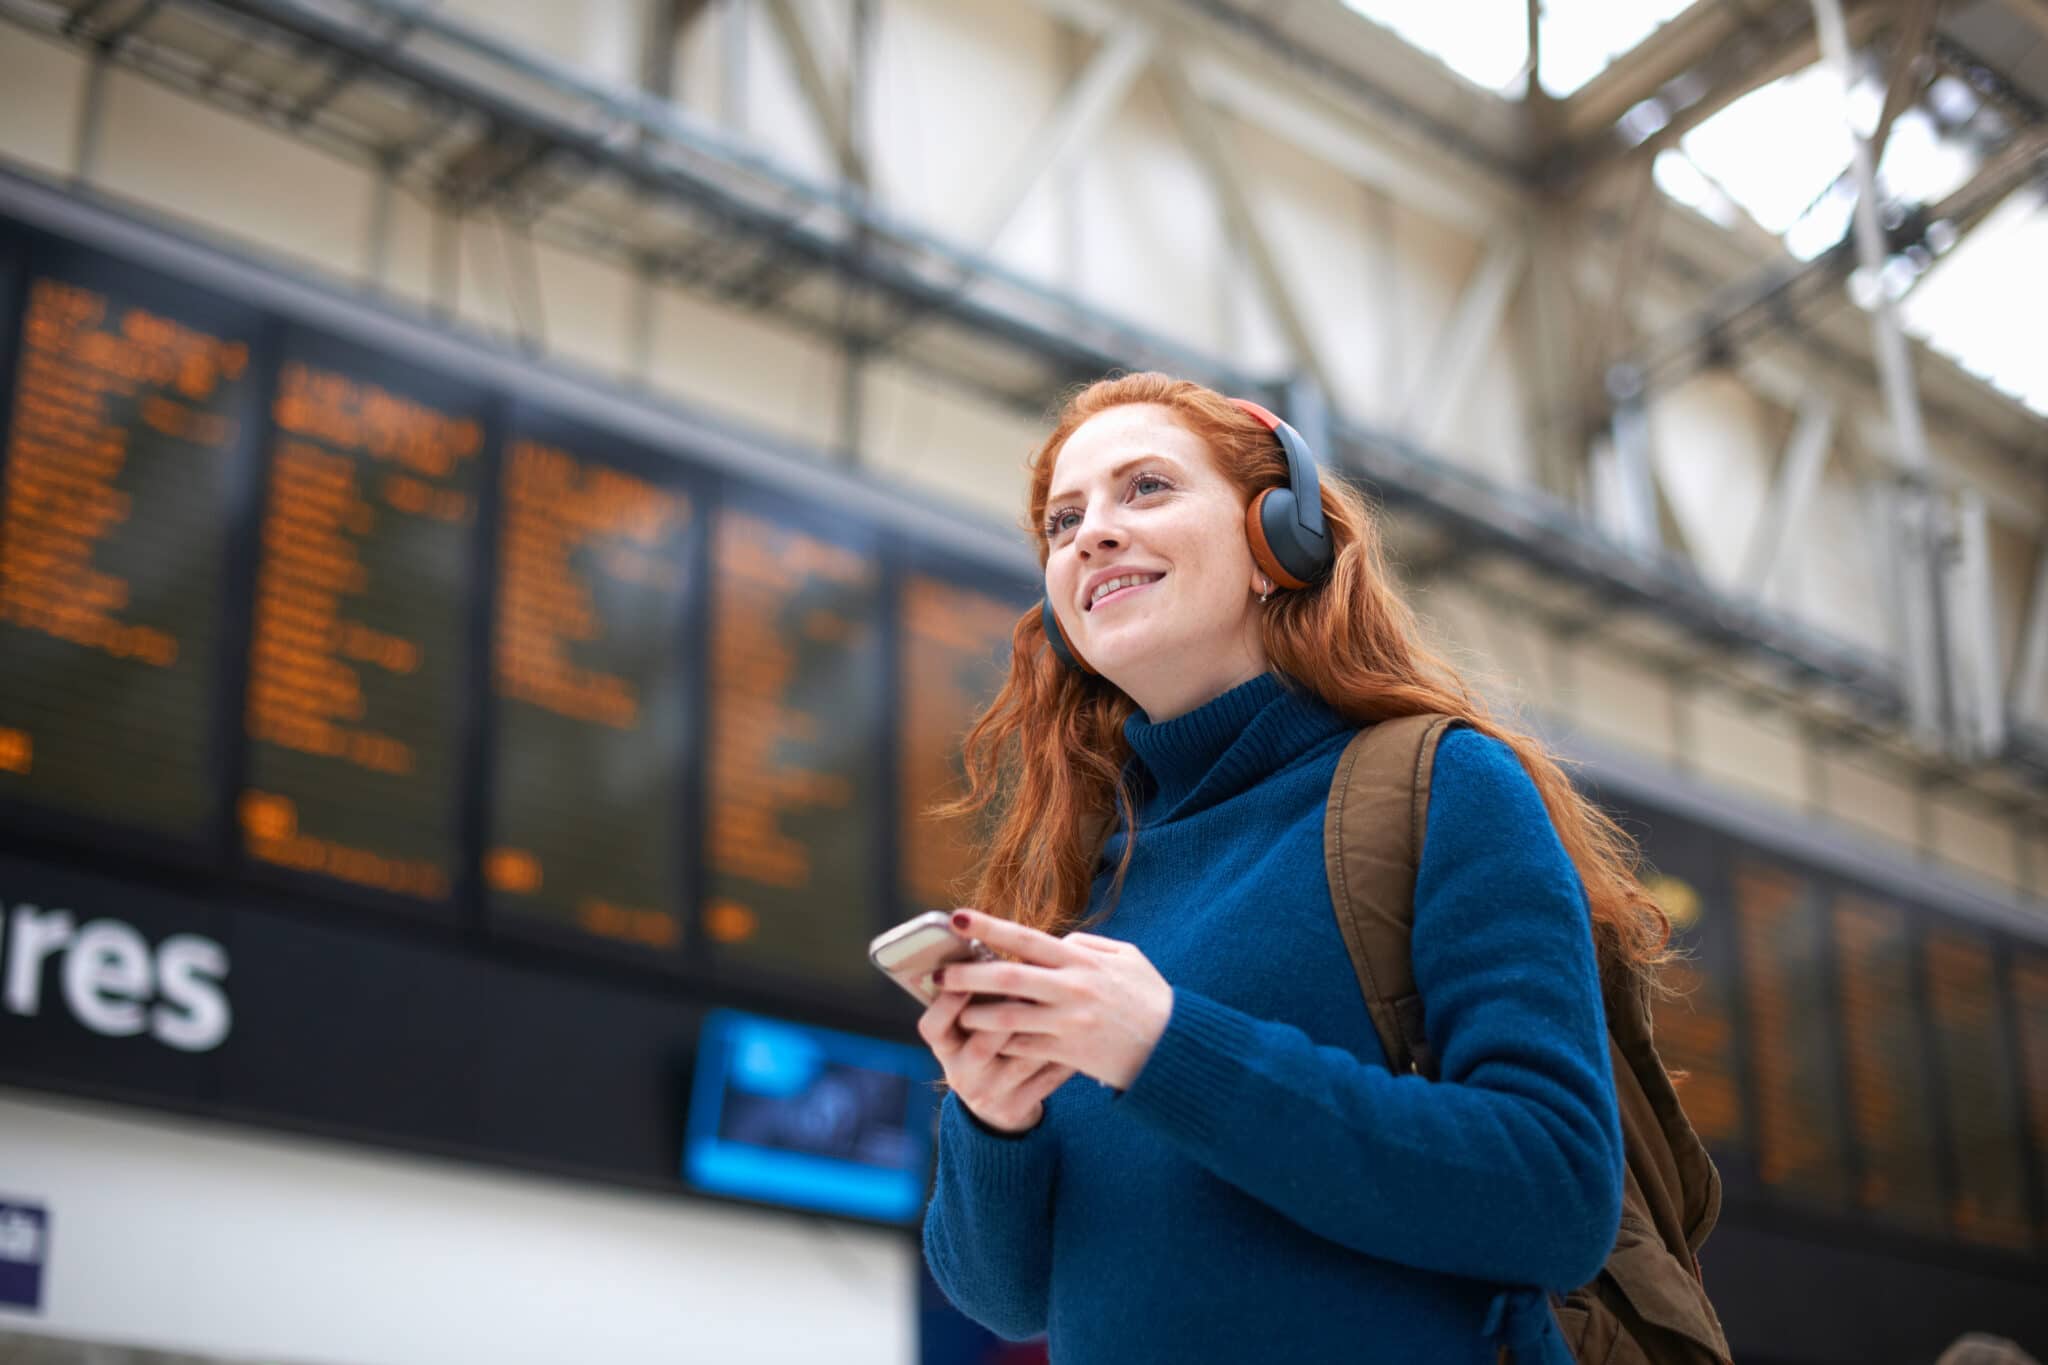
[869,910,998,1006]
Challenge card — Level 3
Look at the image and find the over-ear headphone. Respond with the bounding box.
[1040,396,1331,675]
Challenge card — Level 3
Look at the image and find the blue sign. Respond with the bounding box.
[684,1010,939,1223]
[0,1202,47,1311]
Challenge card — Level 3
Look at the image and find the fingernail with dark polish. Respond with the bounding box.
[951,911,969,929]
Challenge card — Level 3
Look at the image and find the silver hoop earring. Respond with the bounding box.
[1259,589,1273,604]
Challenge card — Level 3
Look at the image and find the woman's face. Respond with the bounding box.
[1042,403,1269,722]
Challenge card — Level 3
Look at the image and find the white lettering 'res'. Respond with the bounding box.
[151,934,231,1052]
[2,902,231,1052]
[63,918,155,1036]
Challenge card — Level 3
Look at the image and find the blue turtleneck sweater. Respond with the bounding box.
[921,673,1623,1364]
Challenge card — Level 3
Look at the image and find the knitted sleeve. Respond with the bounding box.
[1110,727,1625,1290]
[920,1090,1061,1340]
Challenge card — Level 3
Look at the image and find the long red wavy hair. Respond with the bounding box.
[942,372,1671,988]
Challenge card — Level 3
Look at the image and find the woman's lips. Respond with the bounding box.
[1088,577,1161,613]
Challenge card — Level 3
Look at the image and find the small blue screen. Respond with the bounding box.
[684,1009,940,1222]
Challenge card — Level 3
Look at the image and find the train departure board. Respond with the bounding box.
[703,505,884,990]
[1832,894,1944,1229]
[1735,860,1851,1207]
[1925,929,2032,1247]
[1645,876,1746,1152]
[0,243,258,841]
[238,331,486,904]
[2015,952,2048,1245]
[898,572,1017,912]
[485,410,696,954]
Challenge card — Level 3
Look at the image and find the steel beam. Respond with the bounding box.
[1557,0,1793,143]
[972,17,1152,252]
[761,0,867,188]
[1028,0,1517,233]
[1881,479,1949,750]
[1587,163,1665,410]
[2013,539,2048,727]
[639,0,717,101]
[1740,396,1837,596]
[1597,394,1662,556]
[720,0,749,132]
[1868,0,1938,173]
[1944,489,2006,760]
[1156,45,1336,403]
[1625,124,2048,456]
[1813,0,1931,476]
[1402,234,1526,448]
[1566,1,1890,193]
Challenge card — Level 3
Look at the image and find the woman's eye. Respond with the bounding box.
[1047,510,1080,536]
[1133,475,1169,496]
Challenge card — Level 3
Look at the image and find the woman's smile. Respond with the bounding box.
[1086,572,1165,613]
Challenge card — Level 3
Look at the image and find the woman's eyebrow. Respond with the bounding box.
[1046,453,1183,509]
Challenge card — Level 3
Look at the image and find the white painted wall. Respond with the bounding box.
[0,1088,914,1365]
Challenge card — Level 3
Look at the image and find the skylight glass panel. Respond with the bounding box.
[1901,192,2048,414]
[1340,0,1529,95]
[1340,2,1709,100]
[1680,65,1861,237]
[1660,56,2038,413]
[1651,149,1739,229]
[1538,0,1699,98]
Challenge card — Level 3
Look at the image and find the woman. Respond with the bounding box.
[918,373,1666,1364]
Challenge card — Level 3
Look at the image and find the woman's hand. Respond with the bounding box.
[937,909,1174,1093]
[918,978,1075,1135]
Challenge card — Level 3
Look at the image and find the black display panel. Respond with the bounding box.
[1925,927,2033,1248]
[238,328,487,906]
[1636,819,1748,1163]
[485,405,698,956]
[1733,859,1852,1209]
[1832,892,1944,1230]
[702,501,885,991]
[897,569,1018,913]
[0,238,262,844]
[2015,950,2048,1247]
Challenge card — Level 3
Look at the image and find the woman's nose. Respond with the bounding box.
[1074,507,1122,554]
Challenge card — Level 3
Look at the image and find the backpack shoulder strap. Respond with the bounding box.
[1323,714,1461,1079]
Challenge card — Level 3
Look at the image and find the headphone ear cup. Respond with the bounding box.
[1247,490,1313,591]
[1040,597,1095,674]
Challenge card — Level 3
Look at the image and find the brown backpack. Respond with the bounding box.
[1324,716,1734,1365]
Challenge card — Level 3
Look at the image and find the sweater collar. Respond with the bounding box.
[1121,672,1350,818]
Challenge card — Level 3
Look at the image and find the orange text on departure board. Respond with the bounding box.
[244,364,477,778]
[239,790,449,898]
[1924,931,2031,1247]
[272,360,479,478]
[242,360,478,897]
[708,511,870,895]
[1649,957,1742,1147]
[900,575,1015,908]
[2014,954,2048,1238]
[1733,864,1838,1194]
[0,279,242,672]
[494,439,688,729]
[1832,896,1940,1215]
